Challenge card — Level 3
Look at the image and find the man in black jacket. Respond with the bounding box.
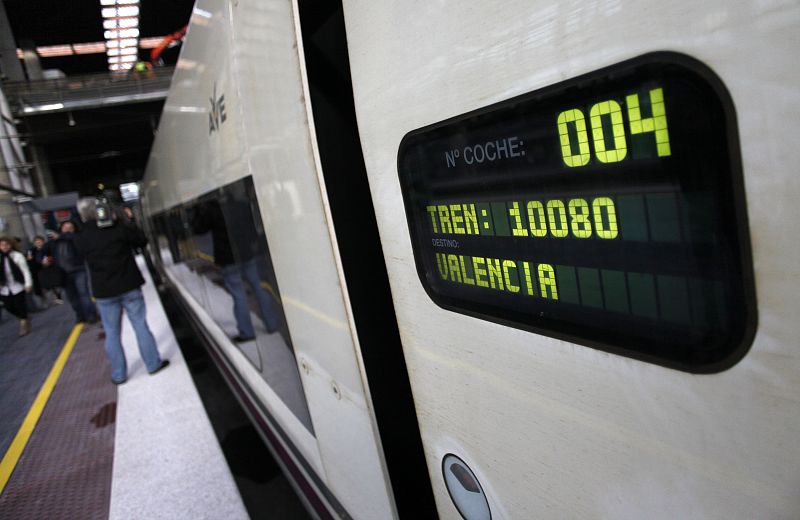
[44,221,97,323]
[74,197,168,384]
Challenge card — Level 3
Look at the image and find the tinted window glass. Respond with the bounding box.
[155,177,313,432]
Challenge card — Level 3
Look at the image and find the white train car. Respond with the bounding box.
[143,0,800,518]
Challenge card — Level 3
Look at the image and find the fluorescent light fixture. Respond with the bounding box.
[193,7,212,18]
[117,5,139,16]
[36,103,65,112]
[117,17,138,28]
[102,6,139,17]
[103,17,137,29]
[100,0,141,72]
[36,45,74,57]
[138,37,162,49]
[73,42,106,54]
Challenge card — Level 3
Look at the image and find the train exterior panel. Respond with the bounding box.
[143,0,800,518]
[143,1,397,518]
[343,1,799,518]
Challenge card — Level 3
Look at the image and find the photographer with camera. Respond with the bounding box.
[74,196,168,385]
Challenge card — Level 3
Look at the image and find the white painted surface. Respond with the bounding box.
[142,1,397,517]
[109,257,248,520]
[344,1,800,518]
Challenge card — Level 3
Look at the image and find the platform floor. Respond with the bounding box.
[0,259,249,519]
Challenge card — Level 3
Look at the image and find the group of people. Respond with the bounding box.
[0,221,98,336]
[0,198,168,384]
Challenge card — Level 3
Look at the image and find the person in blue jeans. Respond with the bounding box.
[192,197,280,342]
[221,257,280,340]
[43,221,97,323]
[74,197,168,384]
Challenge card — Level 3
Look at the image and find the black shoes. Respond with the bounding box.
[149,359,170,375]
[232,335,256,343]
[113,360,168,383]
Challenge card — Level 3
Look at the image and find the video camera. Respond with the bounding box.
[94,185,129,228]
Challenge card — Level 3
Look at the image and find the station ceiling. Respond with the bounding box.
[5,0,194,75]
[3,0,195,196]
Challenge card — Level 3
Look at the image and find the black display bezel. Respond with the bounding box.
[396,52,757,373]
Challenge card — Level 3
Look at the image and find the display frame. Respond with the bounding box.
[396,51,757,373]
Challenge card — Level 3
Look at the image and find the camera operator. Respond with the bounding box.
[74,196,168,384]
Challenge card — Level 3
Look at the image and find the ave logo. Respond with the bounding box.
[209,82,227,134]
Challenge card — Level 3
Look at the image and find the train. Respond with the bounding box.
[140,1,800,518]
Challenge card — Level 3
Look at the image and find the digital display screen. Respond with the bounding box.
[397,53,756,372]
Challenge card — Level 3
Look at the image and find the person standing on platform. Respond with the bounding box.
[74,197,168,384]
[0,236,33,336]
[35,234,65,306]
[44,221,97,324]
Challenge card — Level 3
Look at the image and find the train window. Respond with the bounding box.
[161,177,314,432]
[397,52,756,372]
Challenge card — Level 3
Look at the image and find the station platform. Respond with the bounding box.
[0,259,249,519]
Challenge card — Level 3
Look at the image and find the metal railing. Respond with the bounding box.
[3,67,175,116]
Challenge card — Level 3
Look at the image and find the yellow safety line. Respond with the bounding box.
[0,323,84,493]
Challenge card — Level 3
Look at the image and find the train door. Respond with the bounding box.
[344,1,800,518]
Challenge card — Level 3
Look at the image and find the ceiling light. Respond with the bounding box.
[107,56,121,64]
[74,42,106,54]
[100,0,116,5]
[36,45,74,57]
[117,17,138,28]
[120,55,137,63]
[138,37,162,49]
[116,0,140,4]
[107,48,121,56]
[38,103,65,112]
[104,30,119,39]
[106,40,119,48]
[118,38,138,47]
[101,7,118,18]
[117,6,139,16]
[119,47,138,56]
[103,19,118,29]
[119,28,139,38]
[110,63,122,71]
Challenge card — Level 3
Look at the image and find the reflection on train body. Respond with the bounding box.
[153,177,313,432]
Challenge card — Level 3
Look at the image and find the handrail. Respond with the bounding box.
[3,67,175,116]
